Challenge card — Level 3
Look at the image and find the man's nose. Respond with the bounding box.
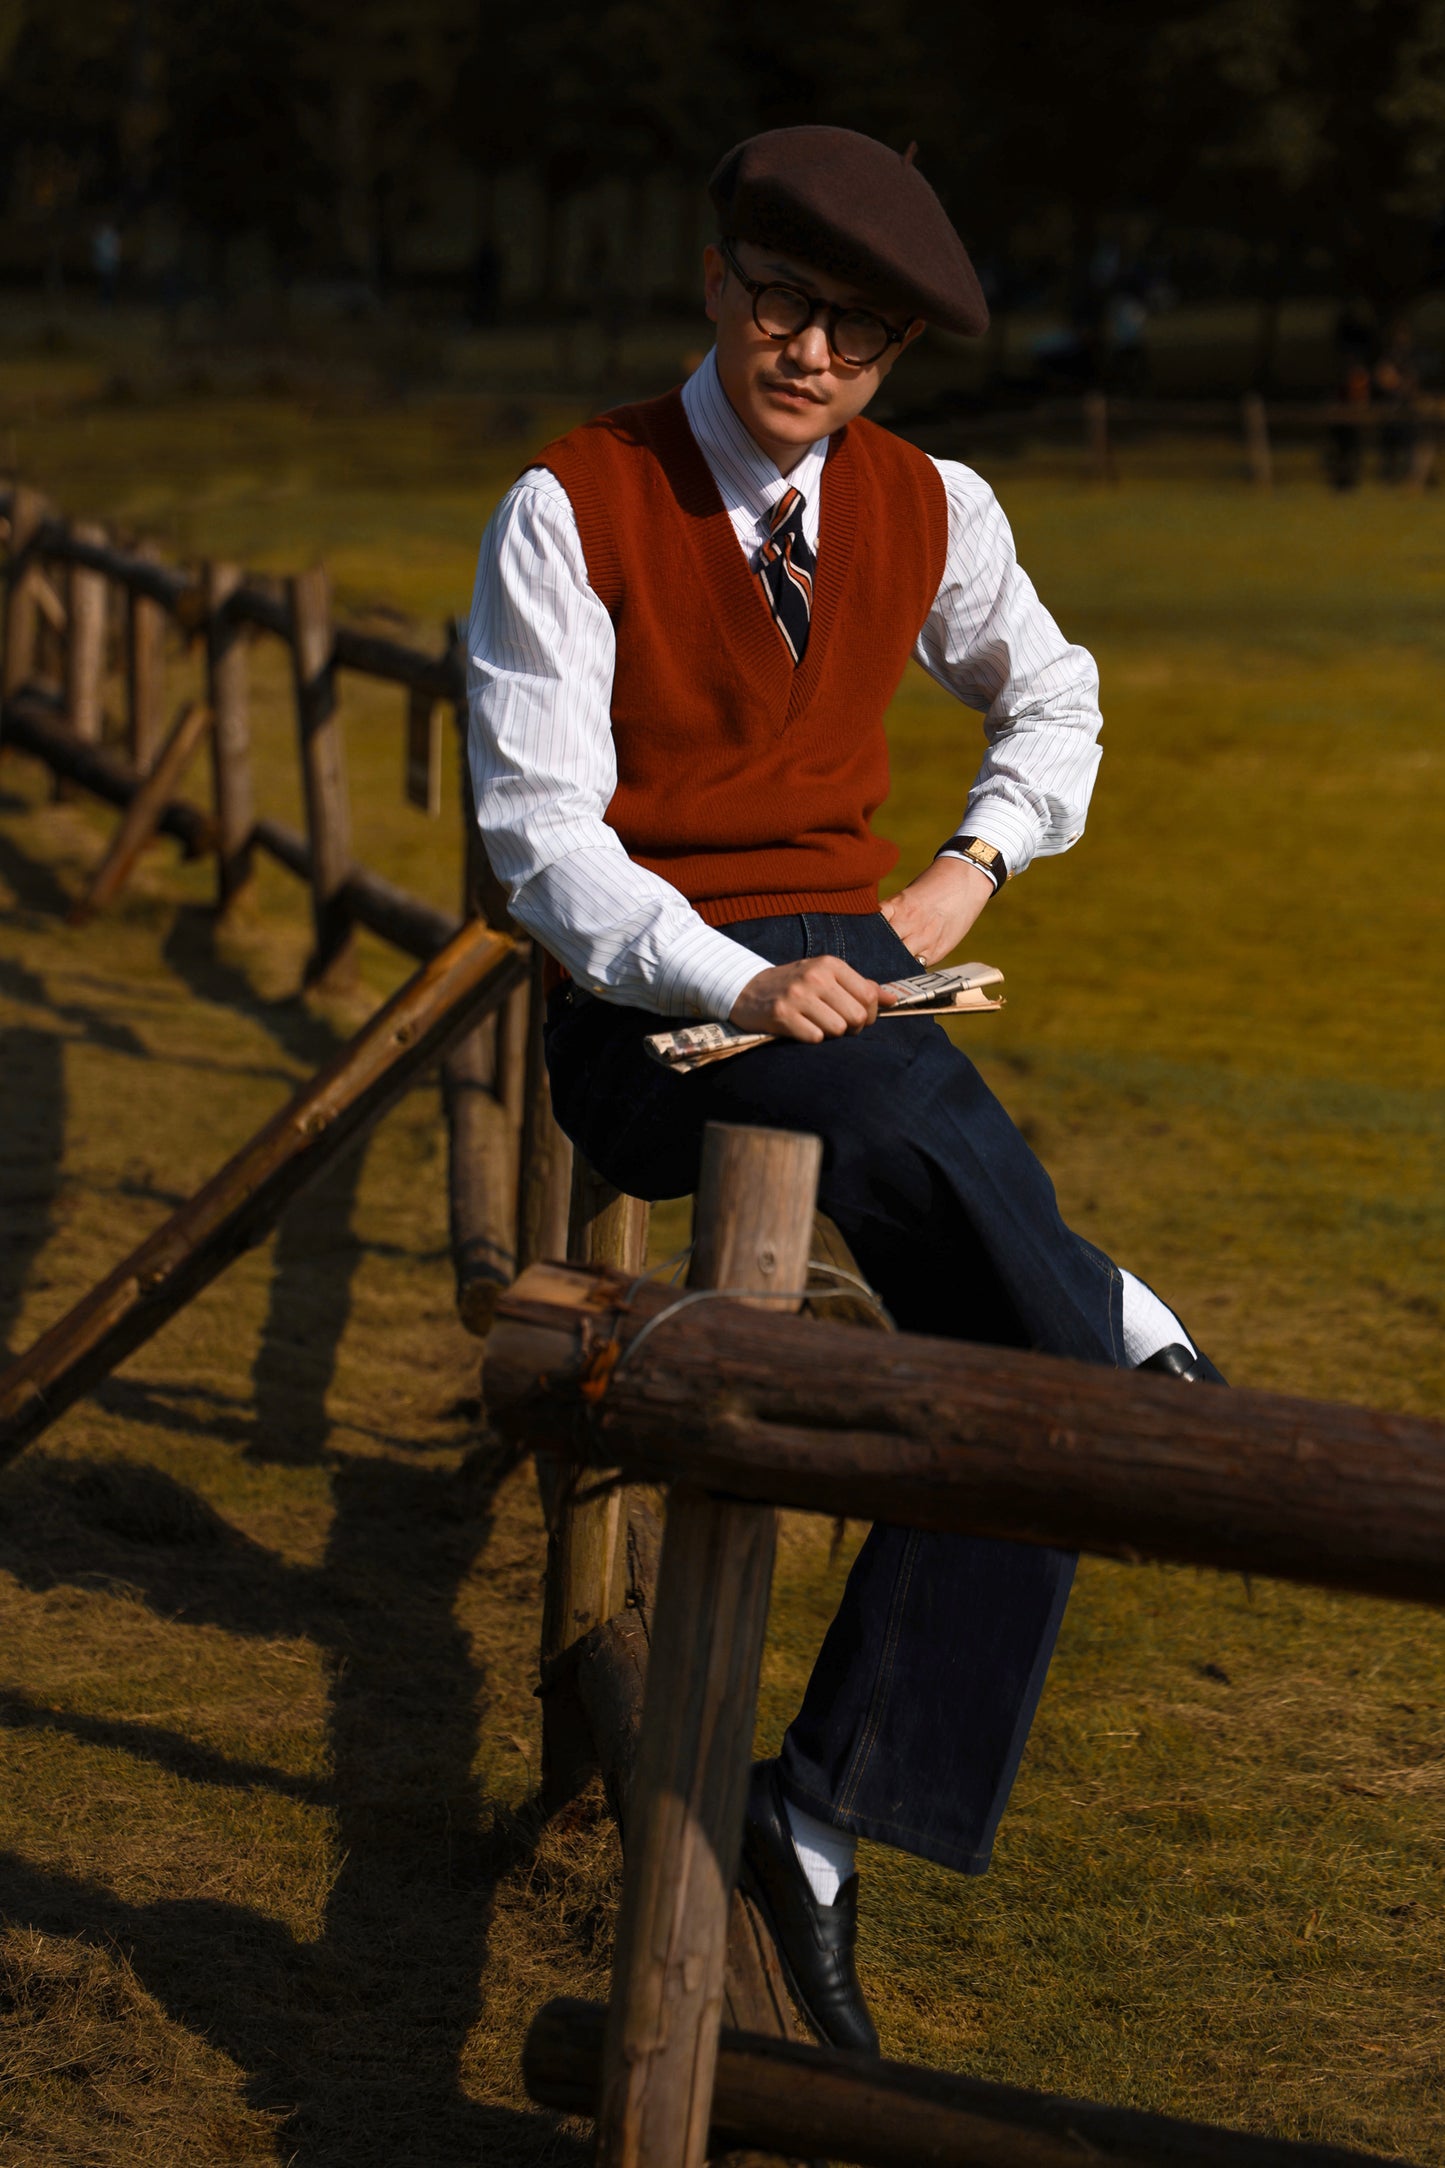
[783,319,832,371]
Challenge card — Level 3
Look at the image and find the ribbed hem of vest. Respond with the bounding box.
[694,886,881,927]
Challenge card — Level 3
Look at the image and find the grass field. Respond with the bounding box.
[1,357,1443,2166]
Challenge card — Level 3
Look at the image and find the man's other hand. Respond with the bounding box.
[879,856,996,969]
[730,956,897,1043]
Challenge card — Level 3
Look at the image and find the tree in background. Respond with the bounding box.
[1158,0,1445,328]
[157,3,319,285]
[0,0,1441,327]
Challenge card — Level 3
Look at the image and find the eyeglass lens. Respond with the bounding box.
[753,284,891,366]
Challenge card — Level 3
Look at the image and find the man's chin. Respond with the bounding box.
[748,387,834,445]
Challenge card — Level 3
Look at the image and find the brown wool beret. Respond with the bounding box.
[709,125,988,337]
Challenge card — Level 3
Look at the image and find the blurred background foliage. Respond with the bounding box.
[0,0,1442,361]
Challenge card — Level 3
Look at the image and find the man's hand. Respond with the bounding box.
[879,856,996,968]
[730,955,897,1043]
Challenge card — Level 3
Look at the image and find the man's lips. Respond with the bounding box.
[760,379,828,409]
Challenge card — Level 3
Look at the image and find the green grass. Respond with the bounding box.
[1,365,1442,2164]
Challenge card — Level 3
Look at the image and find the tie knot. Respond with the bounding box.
[769,486,805,537]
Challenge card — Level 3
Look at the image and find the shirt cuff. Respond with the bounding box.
[940,798,1042,881]
[653,921,768,1021]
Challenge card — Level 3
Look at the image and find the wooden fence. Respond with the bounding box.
[486,1122,1445,2168]
[5,477,1442,2164]
[0,473,808,2069]
[0,475,566,1349]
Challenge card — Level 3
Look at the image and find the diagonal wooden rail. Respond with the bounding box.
[68,698,214,924]
[485,1260,1445,1608]
[0,920,526,1460]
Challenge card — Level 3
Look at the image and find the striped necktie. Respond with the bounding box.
[758,486,815,665]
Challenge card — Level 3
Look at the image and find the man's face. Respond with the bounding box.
[704,238,922,471]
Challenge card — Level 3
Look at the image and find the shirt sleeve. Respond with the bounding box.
[915,459,1103,878]
[464,469,767,1019]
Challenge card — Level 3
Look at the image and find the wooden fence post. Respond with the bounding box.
[288,564,355,987]
[459,745,529,1125]
[444,723,524,1332]
[444,1021,518,1333]
[2,485,47,701]
[1084,390,1112,483]
[126,539,168,770]
[538,1162,651,1808]
[66,523,109,745]
[595,1121,822,2168]
[1242,393,1273,489]
[205,560,254,910]
[515,944,573,1272]
[405,686,442,815]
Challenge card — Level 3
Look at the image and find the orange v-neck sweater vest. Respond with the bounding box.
[537,388,949,927]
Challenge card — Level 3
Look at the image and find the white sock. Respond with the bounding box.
[784,1797,857,1907]
[1120,1268,1196,1367]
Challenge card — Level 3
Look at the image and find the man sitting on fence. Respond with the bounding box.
[465,125,1224,2056]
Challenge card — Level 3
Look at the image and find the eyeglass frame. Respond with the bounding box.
[719,238,915,369]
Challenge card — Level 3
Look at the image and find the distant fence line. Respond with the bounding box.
[904,389,1442,487]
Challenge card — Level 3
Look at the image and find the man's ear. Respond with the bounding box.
[703,243,726,324]
[901,320,927,352]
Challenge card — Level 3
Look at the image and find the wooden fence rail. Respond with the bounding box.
[484,1122,1442,2168]
[486,1256,1445,1608]
[527,1997,1410,2168]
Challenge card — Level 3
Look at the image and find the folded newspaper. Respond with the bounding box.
[644,961,1005,1074]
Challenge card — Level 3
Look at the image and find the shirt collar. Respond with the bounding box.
[680,348,829,539]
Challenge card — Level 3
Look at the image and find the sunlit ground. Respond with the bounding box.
[1,351,1441,2164]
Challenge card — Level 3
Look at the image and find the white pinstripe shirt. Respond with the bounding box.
[465,349,1102,1019]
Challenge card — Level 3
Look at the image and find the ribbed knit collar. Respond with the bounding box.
[680,348,828,561]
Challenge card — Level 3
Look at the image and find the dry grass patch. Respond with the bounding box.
[0,1924,283,2167]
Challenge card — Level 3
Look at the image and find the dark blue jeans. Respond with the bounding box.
[545,911,1122,1873]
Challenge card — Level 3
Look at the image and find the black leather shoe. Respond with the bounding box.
[1138,1340,1228,1385]
[739,1759,879,2055]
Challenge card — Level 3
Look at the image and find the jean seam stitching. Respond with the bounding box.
[835,1531,920,1819]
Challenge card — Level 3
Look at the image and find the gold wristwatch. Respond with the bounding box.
[936,834,1008,890]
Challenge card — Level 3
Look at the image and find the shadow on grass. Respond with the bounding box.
[161,902,369,1471]
[0,851,586,2157]
[160,903,341,1073]
[0,1442,584,2167]
[0,1023,63,1363]
[0,814,78,922]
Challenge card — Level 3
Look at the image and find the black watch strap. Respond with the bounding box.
[935,834,1008,890]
